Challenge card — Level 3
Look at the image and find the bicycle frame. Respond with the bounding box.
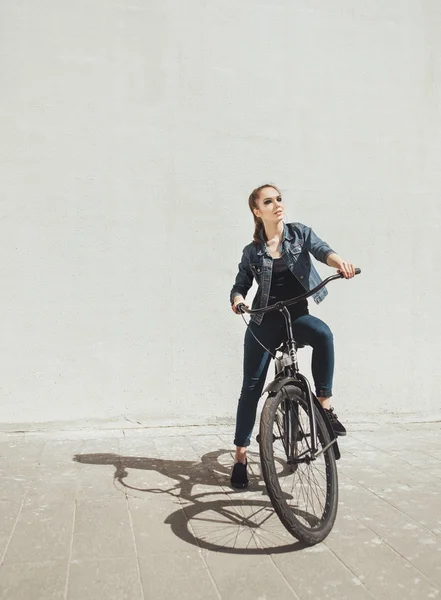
[274,306,318,455]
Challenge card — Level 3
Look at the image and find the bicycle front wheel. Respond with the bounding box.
[259,384,338,545]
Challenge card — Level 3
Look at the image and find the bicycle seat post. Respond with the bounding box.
[279,306,299,372]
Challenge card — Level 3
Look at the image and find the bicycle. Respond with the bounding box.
[236,267,361,545]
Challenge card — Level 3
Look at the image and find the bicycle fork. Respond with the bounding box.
[280,307,318,456]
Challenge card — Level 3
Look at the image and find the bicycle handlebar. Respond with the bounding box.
[237,268,361,315]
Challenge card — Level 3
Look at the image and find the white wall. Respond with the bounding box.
[1,0,440,426]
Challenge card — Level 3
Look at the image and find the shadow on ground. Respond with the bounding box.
[73,450,307,554]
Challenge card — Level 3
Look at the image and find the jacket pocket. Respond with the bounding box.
[250,263,263,281]
[289,243,303,255]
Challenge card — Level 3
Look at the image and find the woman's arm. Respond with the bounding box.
[231,294,248,314]
[326,253,356,279]
[230,249,254,312]
[301,224,335,264]
[300,224,355,279]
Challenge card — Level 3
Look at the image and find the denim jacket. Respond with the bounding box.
[230,222,335,325]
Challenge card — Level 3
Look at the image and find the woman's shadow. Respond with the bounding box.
[73,449,308,554]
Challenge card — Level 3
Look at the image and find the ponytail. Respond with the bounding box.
[248,184,280,245]
[252,215,264,245]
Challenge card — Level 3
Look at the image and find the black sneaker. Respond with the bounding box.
[230,460,248,489]
[324,407,347,436]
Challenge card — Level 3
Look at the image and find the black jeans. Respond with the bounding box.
[234,313,334,447]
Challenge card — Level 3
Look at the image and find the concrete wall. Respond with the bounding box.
[1,0,440,427]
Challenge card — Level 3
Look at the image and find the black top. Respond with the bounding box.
[268,257,308,320]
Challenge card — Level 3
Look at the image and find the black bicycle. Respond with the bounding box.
[237,268,361,545]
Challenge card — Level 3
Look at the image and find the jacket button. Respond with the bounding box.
[300,276,304,279]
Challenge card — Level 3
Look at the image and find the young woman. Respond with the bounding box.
[229,184,355,489]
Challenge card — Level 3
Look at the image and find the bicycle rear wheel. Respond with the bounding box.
[259,383,338,545]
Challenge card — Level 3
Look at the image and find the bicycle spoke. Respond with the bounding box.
[300,466,325,514]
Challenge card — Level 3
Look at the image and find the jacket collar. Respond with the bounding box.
[283,222,293,241]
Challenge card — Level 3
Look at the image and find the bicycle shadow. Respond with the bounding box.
[73,450,310,554]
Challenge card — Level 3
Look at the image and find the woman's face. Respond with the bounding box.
[253,187,284,225]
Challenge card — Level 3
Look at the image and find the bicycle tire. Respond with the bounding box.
[260,383,338,545]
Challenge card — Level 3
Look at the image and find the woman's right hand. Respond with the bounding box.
[232,296,249,314]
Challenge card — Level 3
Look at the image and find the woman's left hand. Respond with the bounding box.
[337,260,356,279]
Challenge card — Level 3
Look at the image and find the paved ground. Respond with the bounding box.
[0,422,440,600]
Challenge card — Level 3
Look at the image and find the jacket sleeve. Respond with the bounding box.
[229,248,254,305]
[301,224,335,264]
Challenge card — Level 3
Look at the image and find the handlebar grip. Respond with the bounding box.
[339,267,362,278]
[236,302,246,314]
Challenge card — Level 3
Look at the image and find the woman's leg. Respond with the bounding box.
[292,314,334,405]
[234,316,283,463]
[292,314,346,435]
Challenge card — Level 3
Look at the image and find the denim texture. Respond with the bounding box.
[234,313,334,448]
[230,222,335,325]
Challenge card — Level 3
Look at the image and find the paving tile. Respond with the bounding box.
[0,501,21,558]
[73,448,130,500]
[0,440,43,478]
[349,432,437,459]
[172,460,228,491]
[71,498,135,560]
[118,429,158,443]
[116,469,177,501]
[187,435,230,460]
[338,471,441,585]
[129,496,200,555]
[204,552,298,600]
[325,513,440,599]
[138,553,219,599]
[122,480,183,506]
[154,435,202,460]
[117,446,208,503]
[117,436,159,457]
[367,483,441,534]
[217,434,236,445]
[0,440,46,462]
[39,440,84,465]
[0,433,27,443]
[80,437,120,455]
[67,558,144,600]
[342,448,438,487]
[25,463,79,503]
[75,464,127,500]
[339,460,441,534]
[116,454,225,503]
[21,431,83,442]
[272,543,374,600]
[0,560,67,600]
[130,425,229,438]
[340,460,408,490]
[418,463,441,482]
[3,499,74,564]
[0,476,29,502]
